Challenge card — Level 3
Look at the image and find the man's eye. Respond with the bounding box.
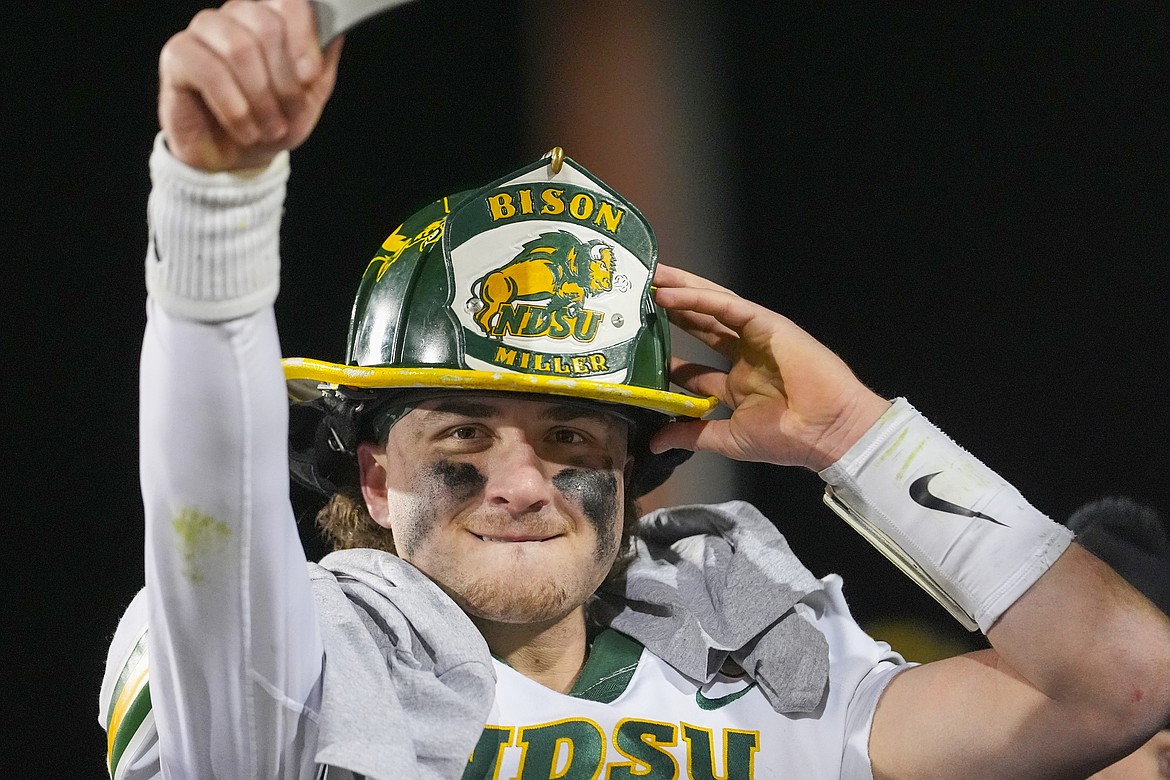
[551,428,587,444]
[451,426,480,440]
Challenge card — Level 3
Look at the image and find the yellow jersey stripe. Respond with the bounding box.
[107,664,150,775]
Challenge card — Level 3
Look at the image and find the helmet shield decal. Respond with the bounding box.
[445,156,657,385]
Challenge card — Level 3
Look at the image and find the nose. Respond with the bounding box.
[483,436,554,516]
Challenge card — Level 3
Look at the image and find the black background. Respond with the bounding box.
[7,3,1168,776]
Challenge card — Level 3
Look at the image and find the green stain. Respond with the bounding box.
[172,507,231,584]
[896,437,929,481]
[877,427,910,463]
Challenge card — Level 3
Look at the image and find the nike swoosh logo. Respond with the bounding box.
[909,472,1008,527]
[695,681,757,711]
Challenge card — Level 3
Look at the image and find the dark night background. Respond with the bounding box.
[7,2,1168,776]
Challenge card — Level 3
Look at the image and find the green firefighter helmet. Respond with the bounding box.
[283,149,718,496]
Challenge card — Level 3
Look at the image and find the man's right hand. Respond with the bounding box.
[649,263,890,472]
[158,0,343,173]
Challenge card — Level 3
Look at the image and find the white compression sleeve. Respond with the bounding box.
[141,133,323,779]
[819,398,1073,632]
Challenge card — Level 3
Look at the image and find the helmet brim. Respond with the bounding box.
[282,357,719,419]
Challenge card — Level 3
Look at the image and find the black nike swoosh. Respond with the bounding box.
[909,472,1008,527]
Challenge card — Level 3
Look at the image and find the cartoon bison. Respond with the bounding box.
[470,230,616,336]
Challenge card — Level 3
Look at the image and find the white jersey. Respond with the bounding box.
[102,575,904,780]
[478,583,903,780]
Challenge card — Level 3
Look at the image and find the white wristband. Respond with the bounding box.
[819,398,1073,632]
[145,132,289,322]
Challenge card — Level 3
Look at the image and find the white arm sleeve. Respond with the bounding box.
[140,133,324,779]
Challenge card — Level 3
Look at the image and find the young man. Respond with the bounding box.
[100,1,1170,778]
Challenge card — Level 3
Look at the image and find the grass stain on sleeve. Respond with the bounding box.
[171,507,232,584]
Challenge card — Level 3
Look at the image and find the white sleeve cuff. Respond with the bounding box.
[819,398,1073,632]
[144,132,290,322]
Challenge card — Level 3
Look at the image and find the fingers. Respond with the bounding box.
[653,263,735,295]
[649,418,742,459]
[654,282,773,334]
[653,263,761,335]
[159,22,254,146]
[655,266,819,372]
[230,2,304,119]
[669,357,728,402]
[649,419,705,454]
[159,0,328,155]
[185,2,300,140]
[663,304,740,356]
[265,0,325,82]
[652,265,748,357]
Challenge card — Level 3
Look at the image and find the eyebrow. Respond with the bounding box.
[420,398,625,429]
[423,399,500,419]
[538,404,626,429]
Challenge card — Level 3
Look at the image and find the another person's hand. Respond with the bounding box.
[650,263,890,471]
[158,0,343,172]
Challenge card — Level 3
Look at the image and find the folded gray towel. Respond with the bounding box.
[595,500,830,713]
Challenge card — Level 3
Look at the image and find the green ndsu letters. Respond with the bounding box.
[462,719,761,780]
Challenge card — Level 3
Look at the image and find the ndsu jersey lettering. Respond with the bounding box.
[465,580,906,780]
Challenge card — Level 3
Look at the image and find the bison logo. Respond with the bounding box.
[468,230,622,340]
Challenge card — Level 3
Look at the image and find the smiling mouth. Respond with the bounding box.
[475,534,556,543]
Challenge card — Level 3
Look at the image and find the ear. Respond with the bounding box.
[623,455,635,492]
[357,441,392,529]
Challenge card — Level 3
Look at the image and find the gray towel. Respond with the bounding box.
[595,500,830,713]
[309,550,495,780]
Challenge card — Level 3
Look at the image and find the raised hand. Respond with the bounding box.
[649,263,891,471]
[158,0,343,172]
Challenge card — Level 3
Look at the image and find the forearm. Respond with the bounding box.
[872,548,1170,779]
[988,542,1170,734]
[141,133,323,777]
[823,400,1170,777]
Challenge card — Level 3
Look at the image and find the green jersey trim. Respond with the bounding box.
[569,629,644,703]
[105,628,152,778]
[109,682,153,779]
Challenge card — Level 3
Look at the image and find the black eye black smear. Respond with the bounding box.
[431,460,486,502]
[552,468,619,561]
[398,460,485,557]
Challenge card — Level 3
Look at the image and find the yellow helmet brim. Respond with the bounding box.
[282,357,719,419]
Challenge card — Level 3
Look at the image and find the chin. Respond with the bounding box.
[414,536,618,625]
[455,574,578,625]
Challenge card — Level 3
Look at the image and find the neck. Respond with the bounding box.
[472,607,590,694]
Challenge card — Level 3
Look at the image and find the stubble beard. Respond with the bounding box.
[394,459,622,624]
[455,571,576,624]
[391,482,586,624]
